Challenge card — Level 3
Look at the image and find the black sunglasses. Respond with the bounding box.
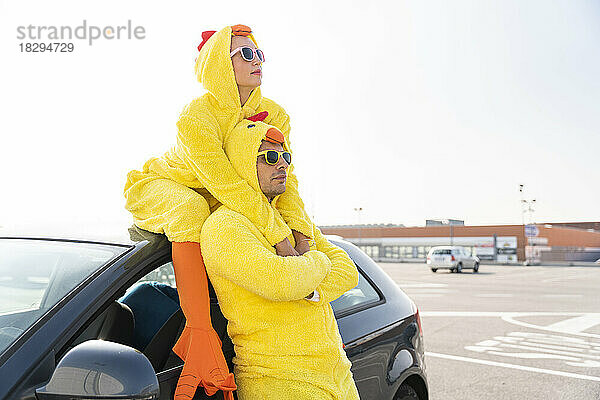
[257,150,291,165]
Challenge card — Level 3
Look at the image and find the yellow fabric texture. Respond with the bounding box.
[235,375,358,400]
[123,24,312,245]
[200,120,360,399]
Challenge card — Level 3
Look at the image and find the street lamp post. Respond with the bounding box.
[442,219,454,245]
[519,184,537,265]
[353,207,363,244]
[520,184,526,263]
[519,184,525,227]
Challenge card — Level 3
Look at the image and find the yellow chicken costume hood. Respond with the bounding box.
[224,115,290,199]
[194,25,259,110]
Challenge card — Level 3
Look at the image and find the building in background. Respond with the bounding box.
[320,221,600,264]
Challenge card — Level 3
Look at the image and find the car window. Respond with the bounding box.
[118,261,180,352]
[0,239,125,356]
[67,261,183,373]
[330,270,380,314]
[131,261,177,288]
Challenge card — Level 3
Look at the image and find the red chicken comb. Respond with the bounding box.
[248,111,268,122]
[197,30,216,52]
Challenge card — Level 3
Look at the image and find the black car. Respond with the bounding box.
[0,227,428,400]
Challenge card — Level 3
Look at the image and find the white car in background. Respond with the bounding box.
[426,246,480,273]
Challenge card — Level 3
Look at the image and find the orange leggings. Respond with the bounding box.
[171,242,236,400]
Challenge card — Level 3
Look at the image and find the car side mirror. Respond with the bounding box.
[35,340,159,400]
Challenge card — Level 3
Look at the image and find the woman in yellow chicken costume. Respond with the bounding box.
[201,117,360,400]
[123,25,314,400]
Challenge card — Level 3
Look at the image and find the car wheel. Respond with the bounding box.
[456,263,462,273]
[431,268,437,273]
[394,383,420,400]
[473,262,479,273]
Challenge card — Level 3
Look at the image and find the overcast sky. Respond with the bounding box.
[1,0,598,233]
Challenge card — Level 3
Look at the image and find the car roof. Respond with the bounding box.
[0,222,140,247]
[0,221,359,263]
[0,225,355,250]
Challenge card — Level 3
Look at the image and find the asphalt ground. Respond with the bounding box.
[378,262,600,400]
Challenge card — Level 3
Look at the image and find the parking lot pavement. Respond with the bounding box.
[377,262,600,400]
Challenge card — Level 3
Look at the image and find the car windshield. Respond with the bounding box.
[0,239,127,356]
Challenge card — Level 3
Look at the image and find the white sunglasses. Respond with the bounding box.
[230,46,265,62]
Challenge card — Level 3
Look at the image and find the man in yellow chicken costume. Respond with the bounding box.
[200,117,360,400]
[123,25,315,400]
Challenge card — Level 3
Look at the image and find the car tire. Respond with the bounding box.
[394,383,420,400]
[431,268,437,273]
[456,263,462,273]
[473,262,479,273]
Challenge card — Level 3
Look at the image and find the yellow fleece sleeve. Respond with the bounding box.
[265,105,314,239]
[201,213,332,302]
[307,226,359,305]
[176,110,291,246]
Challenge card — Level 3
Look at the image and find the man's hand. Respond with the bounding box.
[292,230,311,255]
[275,237,300,257]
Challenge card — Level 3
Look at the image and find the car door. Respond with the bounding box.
[456,248,465,266]
[47,258,186,400]
[455,248,465,266]
[113,259,232,400]
[331,269,385,399]
[464,248,475,268]
[113,260,185,400]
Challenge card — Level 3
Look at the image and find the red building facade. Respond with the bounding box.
[320,223,600,263]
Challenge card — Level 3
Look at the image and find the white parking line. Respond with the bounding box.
[502,315,600,339]
[474,294,514,298]
[426,352,600,382]
[466,332,600,368]
[542,294,583,298]
[541,276,579,283]
[421,311,597,317]
[497,342,600,359]
[545,314,600,335]
[421,311,600,338]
